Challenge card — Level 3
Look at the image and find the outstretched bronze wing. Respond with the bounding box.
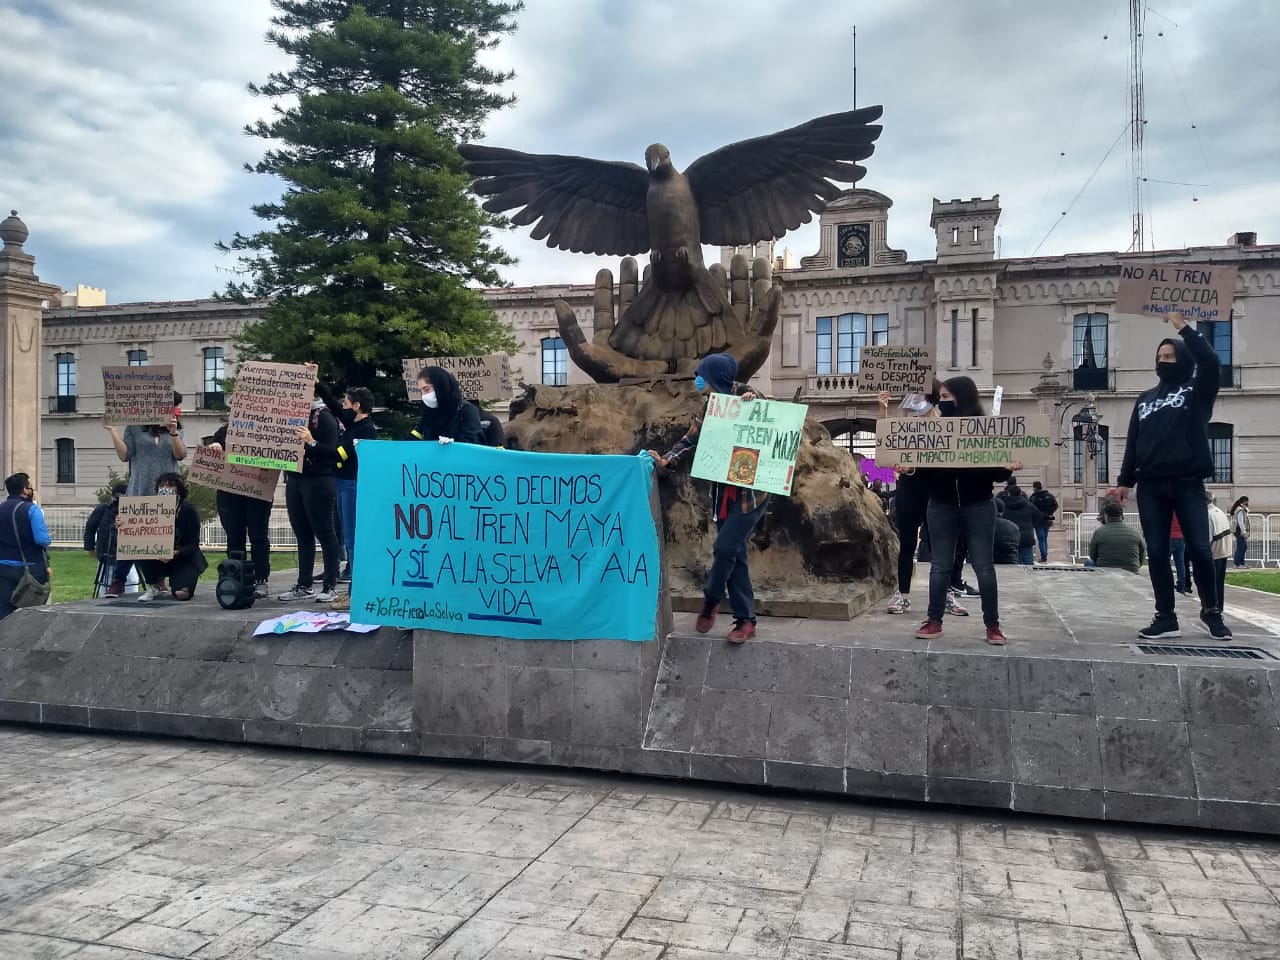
[685,105,883,246]
[458,144,650,256]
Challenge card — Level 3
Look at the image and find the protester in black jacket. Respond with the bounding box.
[1000,487,1043,566]
[332,386,378,580]
[993,500,1021,565]
[1115,316,1229,641]
[135,473,207,602]
[208,425,273,598]
[84,482,126,562]
[410,367,484,444]
[277,387,341,603]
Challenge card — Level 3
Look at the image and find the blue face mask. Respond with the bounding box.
[694,374,707,392]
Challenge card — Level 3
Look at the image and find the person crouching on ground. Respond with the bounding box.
[1114,314,1231,640]
[648,353,764,645]
[908,376,1022,646]
[134,473,207,602]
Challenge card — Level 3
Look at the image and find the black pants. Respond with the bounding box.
[1135,476,1216,617]
[927,499,1000,626]
[217,491,272,582]
[286,474,340,590]
[894,473,929,594]
[137,556,202,598]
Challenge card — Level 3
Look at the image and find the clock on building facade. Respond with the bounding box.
[837,222,871,268]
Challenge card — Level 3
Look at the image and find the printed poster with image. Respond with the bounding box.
[689,393,807,496]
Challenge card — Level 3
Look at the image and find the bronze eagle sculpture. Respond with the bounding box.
[459,106,884,382]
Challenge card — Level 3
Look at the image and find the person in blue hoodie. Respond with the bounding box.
[648,354,764,644]
[1115,314,1230,640]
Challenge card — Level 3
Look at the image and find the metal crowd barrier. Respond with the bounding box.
[44,506,300,550]
[1060,511,1279,567]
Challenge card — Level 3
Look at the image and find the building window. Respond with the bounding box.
[127,349,148,366]
[55,438,75,484]
[1197,315,1233,387]
[949,308,959,368]
[1072,424,1109,485]
[541,337,568,386]
[1072,312,1108,390]
[815,313,889,374]
[972,225,980,243]
[55,353,76,413]
[970,307,979,367]
[1208,422,1232,483]
[202,347,225,408]
[950,226,959,244]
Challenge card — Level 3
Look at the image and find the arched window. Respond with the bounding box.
[1207,423,1233,483]
[1072,313,1108,390]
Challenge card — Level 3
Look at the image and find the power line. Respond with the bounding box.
[1031,122,1131,257]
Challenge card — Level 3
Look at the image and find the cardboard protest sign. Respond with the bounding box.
[350,441,660,641]
[225,361,315,472]
[876,414,1053,469]
[402,354,513,402]
[102,365,174,425]
[856,346,934,395]
[189,444,280,502]
[116,495,178,560]
[1115,261,1237,323]
[689,394,807,496]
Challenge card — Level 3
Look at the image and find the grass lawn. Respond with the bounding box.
[47,548,299,603]
[1225,569,1280,595]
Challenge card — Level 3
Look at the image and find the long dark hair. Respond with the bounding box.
[943,376,984,416]
[1229,496,1249,514]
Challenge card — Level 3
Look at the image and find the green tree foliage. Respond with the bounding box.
[220,0,522,403]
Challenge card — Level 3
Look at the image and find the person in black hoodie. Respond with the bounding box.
[331,386,378,581]
[1000,486,1043,566]
[409,367,484,445]
[1115,315,1230,640]
[908,376,1021,645]
[135,473,207,602]
[277,386,342,603]
[207,424,274,598]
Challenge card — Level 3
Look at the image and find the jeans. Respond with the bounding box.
[1017,545,1036,566]
[1233,533,1248,566]
[110,559,134,587]
[1170,538,1188,591]
[927,499,999,626]
[216,491,272,583]
[1035,523,1049,562]
[285,474,341,591]
[1135,477,1217,617]
[894,473,928,594]
[335,477,357,570]
[0,563,49,620]
[704,499,768,623]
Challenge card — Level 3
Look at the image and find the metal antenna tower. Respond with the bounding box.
[1127,0,1147,251]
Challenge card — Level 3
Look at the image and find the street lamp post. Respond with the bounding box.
[1072,397,1104,519]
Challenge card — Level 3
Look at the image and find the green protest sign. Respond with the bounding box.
[690,393,807,496]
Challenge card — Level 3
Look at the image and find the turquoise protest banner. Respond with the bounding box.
[689,393,808,496]
[350,441,660,641]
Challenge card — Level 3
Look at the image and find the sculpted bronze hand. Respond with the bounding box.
[460,106,883,382]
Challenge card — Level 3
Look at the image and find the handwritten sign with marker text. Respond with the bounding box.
[857,346,934,395]
[876,414,1053,469]
[189,445,280,502]
[225,361,315,472]
[102,365,174,425]
[402,354,513,402]
[690,394,807,496]
[1115,261,1238,323]
[350,442,660,641]
[116,495,177,560]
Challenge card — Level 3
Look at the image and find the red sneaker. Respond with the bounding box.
[105,581,124,598]
[986,624,1008,646]
[695,602,718,634]
[726,620,756,644]
[915,619,943,639]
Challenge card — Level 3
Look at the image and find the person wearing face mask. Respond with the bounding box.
[907,377,1022,645]
[0,472,52,619]
[1114,314,1230,640]
[409,366,484,445]
[648,354,765,644]
[277,385,342,603]
[134,473,207,602]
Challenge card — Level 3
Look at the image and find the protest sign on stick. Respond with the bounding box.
[856,346,934,395]
[102,365,174,425]
[402,354,513,402]
[1115,261,1238,322]
[689,394,807,496]
[225,361,315,472]
[189,445,280,502]
[876,414,1053,469]
[350,441,660,640]
[116,495,177,560]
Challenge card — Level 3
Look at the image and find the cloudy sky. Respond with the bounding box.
[1,0,1275,304]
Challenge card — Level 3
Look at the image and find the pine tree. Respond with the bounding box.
[220,0,522,401]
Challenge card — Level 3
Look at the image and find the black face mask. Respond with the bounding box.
[1156,361,1181,384]
[937,400,957,417]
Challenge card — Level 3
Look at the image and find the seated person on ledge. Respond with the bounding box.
[1086,502,1146,574]
[132,473,208,602]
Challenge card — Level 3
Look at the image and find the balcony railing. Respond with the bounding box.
[805,374,865,397]
[47,395,78,414]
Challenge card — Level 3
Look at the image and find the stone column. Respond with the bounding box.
[0,211,61,487]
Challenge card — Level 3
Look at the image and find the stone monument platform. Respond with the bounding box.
[2,566,1279,834]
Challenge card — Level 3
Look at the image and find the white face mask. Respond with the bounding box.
[157,487,178,496]
[421,391,438,409]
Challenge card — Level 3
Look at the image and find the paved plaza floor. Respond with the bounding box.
[1,729,1279,959]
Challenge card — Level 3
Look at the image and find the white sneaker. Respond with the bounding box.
[946,593,970,617]
[253,582,270,600]
[276,585,316,602]
[314,589,338,603]
[137,586,162,603]
[886,592,911,615]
